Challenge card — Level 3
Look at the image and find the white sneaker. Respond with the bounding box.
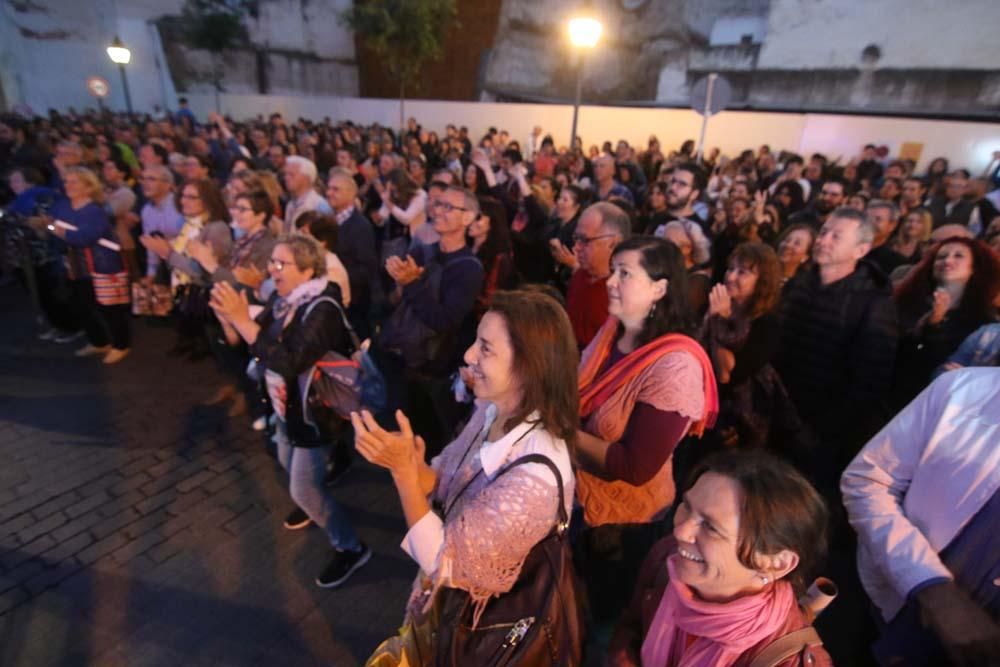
[38,328,59,341]
[103,348,130,365]
[75,344,110,357]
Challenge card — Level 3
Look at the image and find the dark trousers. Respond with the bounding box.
[69,279,130,349]
[35,263,78,333]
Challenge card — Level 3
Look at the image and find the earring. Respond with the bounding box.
[760,575,770,585]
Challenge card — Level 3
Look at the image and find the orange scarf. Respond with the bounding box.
[579,317,719,436]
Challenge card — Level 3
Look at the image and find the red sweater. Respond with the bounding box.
[567,269,609,349]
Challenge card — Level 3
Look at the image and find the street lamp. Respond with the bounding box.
[567,16,602,150]
[106,36,133,115]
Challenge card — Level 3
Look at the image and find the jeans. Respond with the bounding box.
[275,421,360,551]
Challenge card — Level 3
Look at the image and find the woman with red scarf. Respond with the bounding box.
[608,450,833,667]
[573,236,719,625]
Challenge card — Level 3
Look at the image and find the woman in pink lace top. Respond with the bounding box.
[352,289,580,662]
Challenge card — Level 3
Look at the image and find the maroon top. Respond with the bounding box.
[566,270,609,349]
[597,343,691,486]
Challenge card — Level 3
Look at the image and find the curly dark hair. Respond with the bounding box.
[894,236,1000,325]
[728,242,782,320]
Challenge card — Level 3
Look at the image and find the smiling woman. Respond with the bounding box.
[609,450,833,667]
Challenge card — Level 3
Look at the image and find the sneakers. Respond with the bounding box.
[54,331,85,344]
[75,344,110,357]
[38,328,59,341]
[103,348,130,365]
[316,543,371,588]
[283,507,312,530]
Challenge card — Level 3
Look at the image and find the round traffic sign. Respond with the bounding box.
[690,74,732,117]
[87,77,110,98]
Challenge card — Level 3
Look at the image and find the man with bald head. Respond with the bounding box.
[326,167,377,335]
[591,154,634,206]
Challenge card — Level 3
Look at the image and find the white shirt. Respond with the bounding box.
[841,367,1000,622]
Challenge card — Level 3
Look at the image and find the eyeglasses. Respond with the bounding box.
[232,205,253,214]
[180,193,201,200]
[267,258,290,271]
[430,200,470,214]
[572,233,618,247]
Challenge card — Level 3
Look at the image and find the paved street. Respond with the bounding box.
[0,284,412,666]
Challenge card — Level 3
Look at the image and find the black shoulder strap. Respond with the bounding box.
[493,452,568,529]
[303,295,362,351]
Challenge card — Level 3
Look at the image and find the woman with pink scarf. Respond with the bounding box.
[608,450,834,667]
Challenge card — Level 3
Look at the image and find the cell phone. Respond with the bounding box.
[47,224,56,232]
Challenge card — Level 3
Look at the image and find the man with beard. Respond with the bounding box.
[789,177,847,229]
[651,162,708,238]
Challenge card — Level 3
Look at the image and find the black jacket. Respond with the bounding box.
[775,261,899,461]
[252,283,351,446]
[336,208,378,313]
[926,197,974,229]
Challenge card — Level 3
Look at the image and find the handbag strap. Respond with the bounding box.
[303,295,362,351]
[747,626,823,667]
[442,422,543,520]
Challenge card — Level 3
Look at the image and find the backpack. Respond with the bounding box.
[378,248,482,370]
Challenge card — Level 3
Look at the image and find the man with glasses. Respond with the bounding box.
[566,202,631,349]
[592,154,635,207]
[377,186,484,454]
[661,163,708,238]
[139,165,183,284]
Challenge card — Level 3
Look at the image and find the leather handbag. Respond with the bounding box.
[433,454,584,667]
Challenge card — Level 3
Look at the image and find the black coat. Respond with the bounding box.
[775,261,899,463]
[252,283,351,446]
[926,197,974,229]
[337,208,378,313]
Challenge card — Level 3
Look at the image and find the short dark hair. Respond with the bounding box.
[502,148,523,165]
[307,213,339,253]
[235,189,273,219]
[146,143,169,165]
[684,449,829,597]
[178,97,189,106]
[611,236,693,346]
[675,162,706,195]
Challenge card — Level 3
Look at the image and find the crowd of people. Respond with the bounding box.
[2,101,1000,666]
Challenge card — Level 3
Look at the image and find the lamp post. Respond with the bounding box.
[567,16,602,150]
[106,36,133,115]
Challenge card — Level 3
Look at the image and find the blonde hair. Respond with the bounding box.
[65,166,105,205]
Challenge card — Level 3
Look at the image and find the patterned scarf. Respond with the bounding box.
[229,227,268,269]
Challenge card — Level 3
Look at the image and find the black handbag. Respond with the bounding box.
[433,454,585,667]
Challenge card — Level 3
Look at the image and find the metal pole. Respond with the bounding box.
[569,54,583,150]
[696,73,717,164]
[118,64,133,114]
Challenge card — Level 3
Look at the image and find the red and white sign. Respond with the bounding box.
[86,77,110,98]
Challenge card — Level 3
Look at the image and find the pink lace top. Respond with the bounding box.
[400,401,574,627]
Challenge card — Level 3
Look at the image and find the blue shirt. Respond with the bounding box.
[141,195,184,277]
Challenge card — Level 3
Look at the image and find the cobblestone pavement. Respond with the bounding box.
[0,285,412,666]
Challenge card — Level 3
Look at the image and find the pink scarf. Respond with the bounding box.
[640,556,796,667]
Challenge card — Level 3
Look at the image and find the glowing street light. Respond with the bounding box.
[568,17,602,48]
[106,36,133,114]
[567,16,602,149]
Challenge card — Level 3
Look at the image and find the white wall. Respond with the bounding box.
[184,92,1000,174]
